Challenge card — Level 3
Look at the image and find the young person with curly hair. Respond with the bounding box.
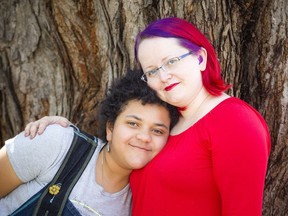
[0,70,179,216]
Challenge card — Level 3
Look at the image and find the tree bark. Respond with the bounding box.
[0,0,287,214]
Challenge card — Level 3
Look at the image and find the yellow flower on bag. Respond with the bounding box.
[49,184,61,195]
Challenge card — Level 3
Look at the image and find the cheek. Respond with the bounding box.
[111,127,128,141]
[147,81,158,91]
[152,137,168,155]
[147,82,166,99]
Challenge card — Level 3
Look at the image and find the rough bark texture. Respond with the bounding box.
[0,0,287,215]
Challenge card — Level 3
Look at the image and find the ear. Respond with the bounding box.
[106,122,113,142]
[197,47,207,71]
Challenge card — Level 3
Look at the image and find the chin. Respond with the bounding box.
[130,160,149,170]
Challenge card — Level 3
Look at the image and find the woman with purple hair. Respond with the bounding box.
[23,17,270,215]
[130,17,270,216]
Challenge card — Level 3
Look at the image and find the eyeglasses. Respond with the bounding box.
[141,51,193,82]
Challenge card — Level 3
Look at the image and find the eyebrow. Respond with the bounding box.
[126,115,169,130]
[145,55,173,70]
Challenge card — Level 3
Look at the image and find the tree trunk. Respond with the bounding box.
[0,0,287,215]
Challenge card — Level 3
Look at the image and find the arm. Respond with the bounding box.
[1,125,74,198]
[0,145,22,197]
[25,116,71,139]
[211,102,270,215]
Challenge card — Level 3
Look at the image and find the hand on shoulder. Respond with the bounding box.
[24,116,71,139]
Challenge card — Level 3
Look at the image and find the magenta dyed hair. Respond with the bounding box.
[134,17,231,96]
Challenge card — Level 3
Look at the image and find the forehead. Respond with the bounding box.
[138,37,181,55]
[118,100,170,123]
[138,37,187,65]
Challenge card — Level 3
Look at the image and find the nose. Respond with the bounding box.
[136,131,152,143]
[158,68,171,82]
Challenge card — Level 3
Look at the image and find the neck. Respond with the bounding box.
[171,93,230,135]
[97,149,130,193]
[171,91,211,135]
[181,89,210,119]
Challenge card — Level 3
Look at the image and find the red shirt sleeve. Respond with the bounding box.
[210,100,270,215]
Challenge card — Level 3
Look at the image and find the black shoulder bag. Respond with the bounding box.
[10,125,98,216]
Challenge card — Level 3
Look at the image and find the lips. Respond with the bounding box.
[129,144,151,152]
[165,82,179,91]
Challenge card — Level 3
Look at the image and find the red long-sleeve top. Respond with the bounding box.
[130,97,271,216]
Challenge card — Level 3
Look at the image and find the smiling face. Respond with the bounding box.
[138,37,207,108]
[106,99,171,171]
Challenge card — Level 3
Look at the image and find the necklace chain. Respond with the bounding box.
[185,94,210,126]
[193,94,210,117]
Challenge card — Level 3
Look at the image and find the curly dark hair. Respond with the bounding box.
[97,69,179,142]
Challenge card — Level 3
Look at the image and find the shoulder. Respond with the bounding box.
[6,124,74,144]
[5,125,75,182]
[38,124,75,139]
[207,97,270,143]
[203,97,270,157]
[210,97,264,121]
[17,125,74,146]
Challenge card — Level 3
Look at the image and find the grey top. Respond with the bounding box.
[0,125,131,216]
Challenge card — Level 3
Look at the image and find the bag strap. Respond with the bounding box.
[32,125,98,216]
